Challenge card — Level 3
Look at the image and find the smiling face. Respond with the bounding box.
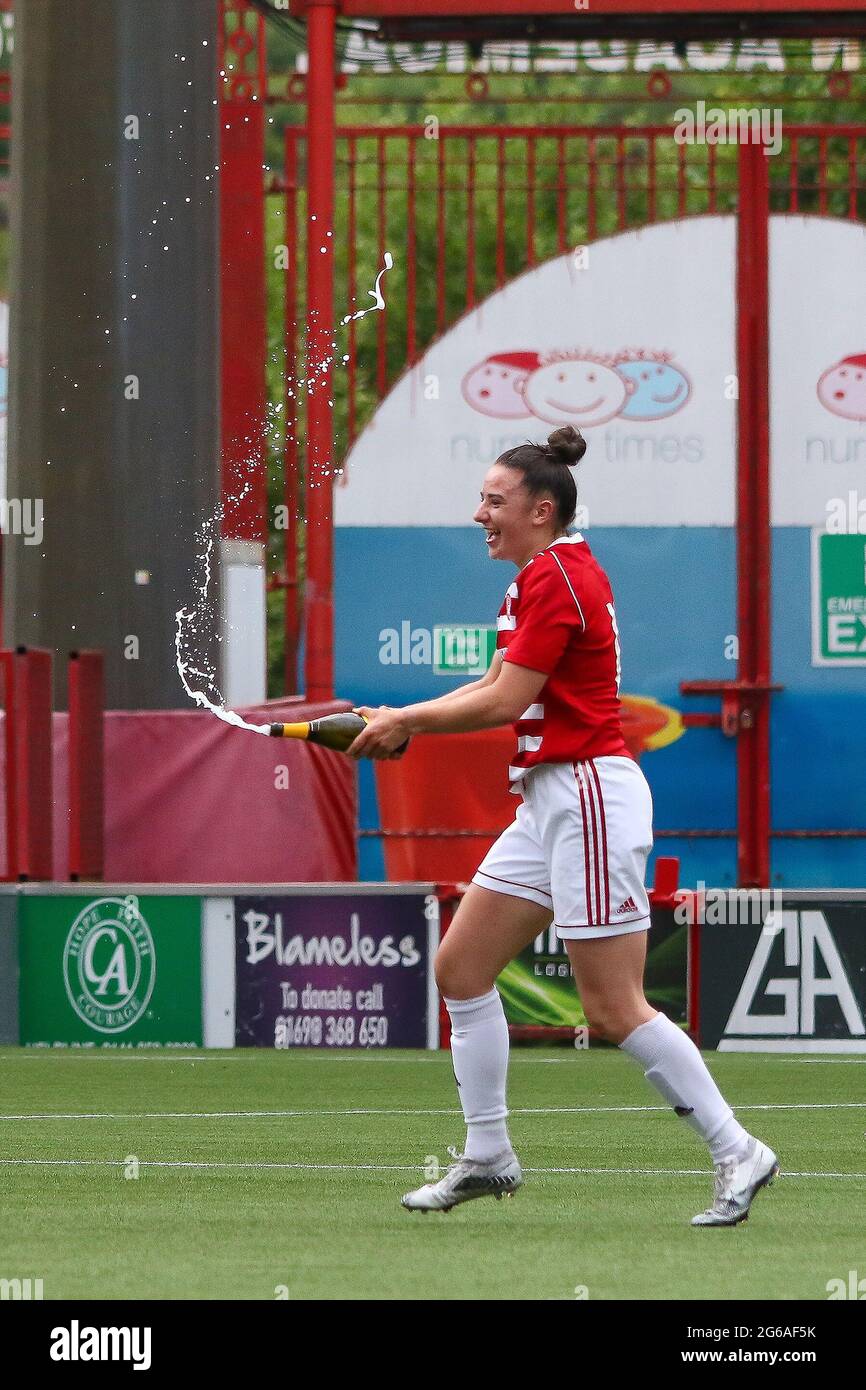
[522,359,628,428]
[616,359,691,420]
[473,463,557,567]
[461,360,534,419]
[817,360,866,422]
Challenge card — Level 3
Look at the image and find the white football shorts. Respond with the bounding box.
[472,756,654,939]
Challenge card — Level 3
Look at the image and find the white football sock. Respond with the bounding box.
[445,988,512,1162]
[620,1013,751,1162]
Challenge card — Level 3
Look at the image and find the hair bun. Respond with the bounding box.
[547,424,587,466]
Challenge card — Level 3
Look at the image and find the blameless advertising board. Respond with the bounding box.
[234,891,439,1048]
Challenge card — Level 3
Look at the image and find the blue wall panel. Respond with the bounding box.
[337,525,865,888]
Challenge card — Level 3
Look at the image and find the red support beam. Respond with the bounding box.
[3,648,53,882]
[68,651,104,882]
[304,0,338,701]
[219,1,268,544]
[291,0,866,40]
[298,0,866,9]
[283,130,301,692]
[0,649,16,881]
[735,141,772,889]
[346,133,358,440]
[679,138,778,886]
[376,133,388,397]
[525,136,535,267]
[406,135,417,364]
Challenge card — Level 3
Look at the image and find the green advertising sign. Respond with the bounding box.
[497,913,686,1034]
[433,624,497,676]
[19,894,202,1047]
[812,531,866,666]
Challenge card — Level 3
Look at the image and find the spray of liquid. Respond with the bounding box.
[174,253,393,732]
[175,526,272,735]
[341,251,393,324]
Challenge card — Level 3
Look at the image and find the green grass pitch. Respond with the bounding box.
[1,1046,863,1301]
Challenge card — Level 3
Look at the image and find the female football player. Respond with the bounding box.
[350,424,779,1227]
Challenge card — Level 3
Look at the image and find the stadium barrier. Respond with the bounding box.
[2,882,864,1053]
[0,653,357,882]
[0,883,441,1050]
[684,889,866,1051]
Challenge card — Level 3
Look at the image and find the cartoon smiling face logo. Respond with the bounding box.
[615,355,691,421]
[521,353,631,428]
[461,351,539,418]
[817,354,866,422]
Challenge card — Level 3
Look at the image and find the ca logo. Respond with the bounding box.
[63,897,156,1034]
[725,911,864,1037]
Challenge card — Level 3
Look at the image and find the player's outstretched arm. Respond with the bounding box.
[349,658,546,758]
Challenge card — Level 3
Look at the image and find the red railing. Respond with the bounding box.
[279,123,866,451]
[275,118,866,882]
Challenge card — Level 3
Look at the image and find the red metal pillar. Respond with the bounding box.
[68,651,104,881]
[735,142,772,888]
[218,0,268,545]
[2,648,53,881]
[0,649,16,880]
[283,130,301,692]
[304,0,338,701]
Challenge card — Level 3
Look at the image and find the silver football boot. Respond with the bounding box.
[691,1138,780,1227]
[401,1145,523,1213]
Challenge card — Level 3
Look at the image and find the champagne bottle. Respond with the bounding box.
[268,711,409,755]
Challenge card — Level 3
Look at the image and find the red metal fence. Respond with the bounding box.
[278,123,866,455]
[274,119,866,884]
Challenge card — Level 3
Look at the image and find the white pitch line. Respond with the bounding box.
[0,1157,861,1180]
[4,1052,857,1064]
[0,1054,444,1064]
[1,1101,865,1121]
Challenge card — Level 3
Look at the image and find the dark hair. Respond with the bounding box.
[497,425,587,529]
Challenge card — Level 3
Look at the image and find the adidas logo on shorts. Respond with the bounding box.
[613,896,638,915]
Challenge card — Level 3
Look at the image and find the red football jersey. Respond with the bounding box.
[497,533,631,788]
